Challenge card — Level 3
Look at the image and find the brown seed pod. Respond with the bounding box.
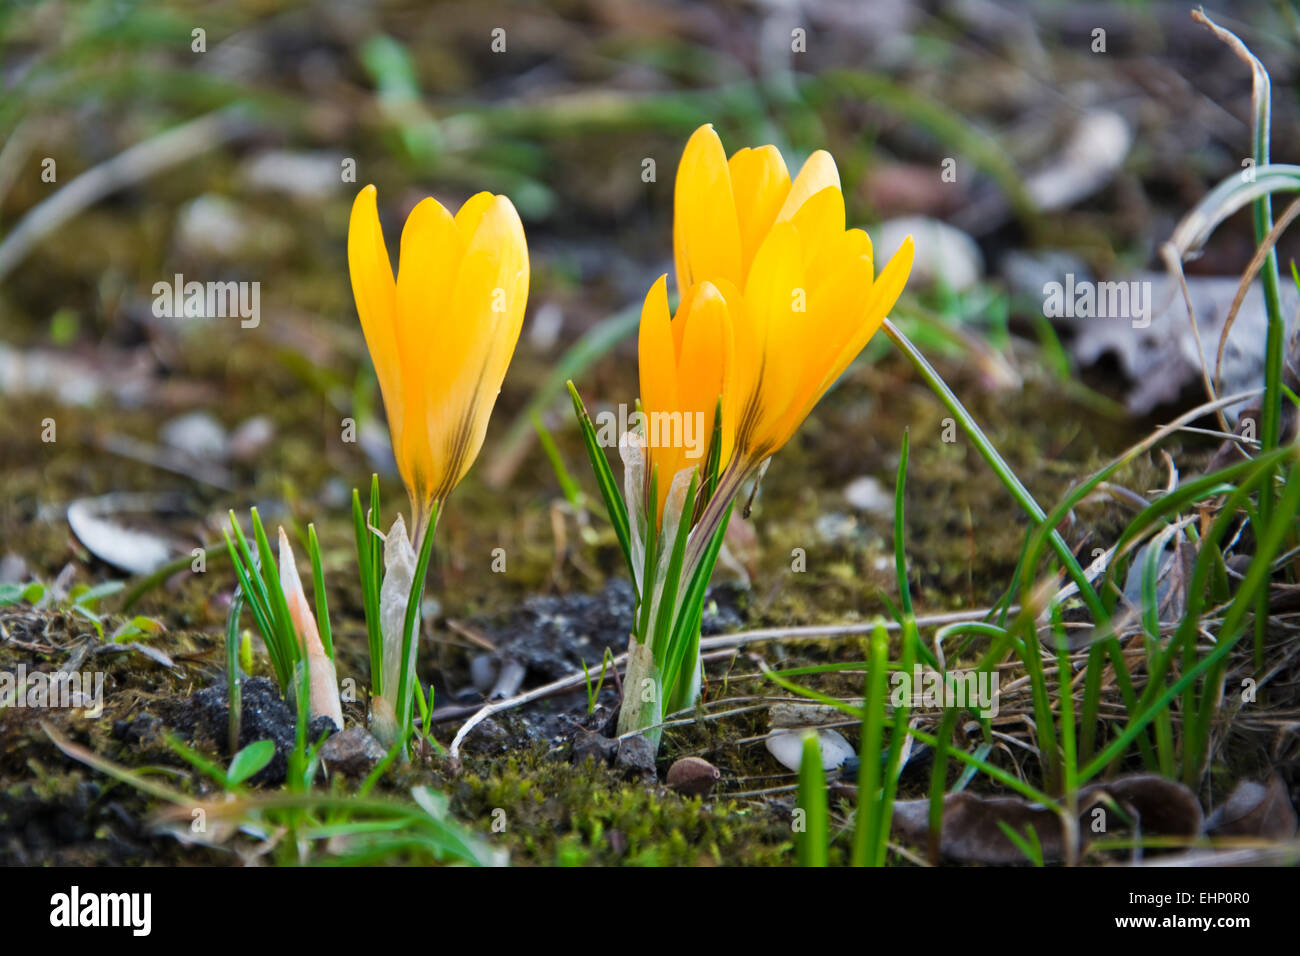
[666,756,720,796]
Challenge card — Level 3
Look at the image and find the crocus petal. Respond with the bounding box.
[704,275,750,462]
[786,185,846,273]
[816,236,914,393]
[740,222,806,457]
[727,145,791,280]
[765,250,876,444]
[777,149,841,222]
[394,196,461,503]
[770,237,914,446]
[638,274,680,441]
[638,274,681,515]
[348,186,402,466]
[453,190,496,238]
[429,194,529,501]
[807,227,873,293]
[674,125,743,297]
[674,280,731,466]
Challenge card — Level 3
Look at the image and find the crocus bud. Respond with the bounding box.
[278,527,343,730]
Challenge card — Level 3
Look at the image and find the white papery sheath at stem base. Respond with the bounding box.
[370,513,417,750]
[615,430,704,751]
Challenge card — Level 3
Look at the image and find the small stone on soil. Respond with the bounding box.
[666,757,720,796]
[571,728,618,766]
[319,726,385,777]
[614,734,656,776]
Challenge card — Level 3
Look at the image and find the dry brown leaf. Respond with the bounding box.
[892,774,1203,864]
[1205,774,1298,840]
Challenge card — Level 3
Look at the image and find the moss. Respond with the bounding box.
[447,747,794,866]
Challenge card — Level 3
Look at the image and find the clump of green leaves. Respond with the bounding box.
[352,474,438,754]
[222,508,337,750]
[566,383,731,750]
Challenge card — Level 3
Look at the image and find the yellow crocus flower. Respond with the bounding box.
[669,124,914,466]
[348,185,529,536]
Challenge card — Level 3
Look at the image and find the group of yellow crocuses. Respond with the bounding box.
[348,122,913,745]
[348,123,913,543]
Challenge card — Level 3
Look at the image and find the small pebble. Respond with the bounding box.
[571,728,618,766]
[615,734,656,775]
[815,512,858,544]
[240,150,344,200]
[229,416,275,463]
[843,476,893,517]
[666,757,720,796]
[873,216,983,291]
[160,410,228,462]
[319,726,385,778]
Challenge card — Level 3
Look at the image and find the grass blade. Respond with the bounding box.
[307,523,334,662]
[852,624,889,867]
[567,380,636,583]
[796,734,828,867]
